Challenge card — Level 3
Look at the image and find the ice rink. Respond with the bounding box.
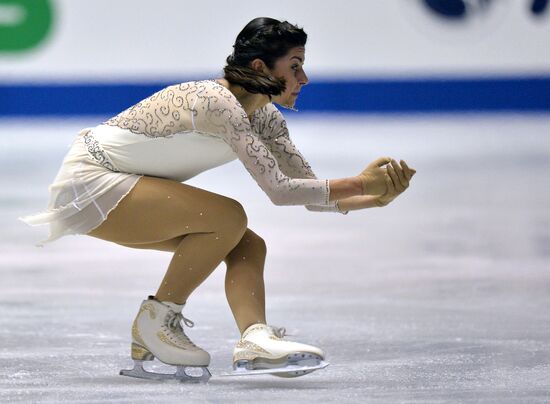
[1,114,549,403]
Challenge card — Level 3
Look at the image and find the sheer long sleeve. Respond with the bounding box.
[192,81,331,206]
[250,102,349,214]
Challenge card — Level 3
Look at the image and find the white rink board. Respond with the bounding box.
[1,0,549,82]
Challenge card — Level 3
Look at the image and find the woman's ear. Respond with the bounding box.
[250,58,270,75]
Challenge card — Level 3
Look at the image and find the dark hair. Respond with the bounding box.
[223,17,307,97]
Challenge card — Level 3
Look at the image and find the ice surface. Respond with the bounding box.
[1,114,550,403]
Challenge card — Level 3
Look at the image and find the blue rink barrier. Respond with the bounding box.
[1,76,549,116]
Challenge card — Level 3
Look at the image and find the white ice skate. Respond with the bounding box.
[119,296,211,382]
[227,323,329,378]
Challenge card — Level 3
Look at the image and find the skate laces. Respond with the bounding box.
[270,326,287,339]
[166,311,198,347]
[168,312,195,330]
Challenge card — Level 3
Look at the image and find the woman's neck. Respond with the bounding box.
[215,78,270,119]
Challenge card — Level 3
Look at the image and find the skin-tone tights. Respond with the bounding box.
[87,175,267,334]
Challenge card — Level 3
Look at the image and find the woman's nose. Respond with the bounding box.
[299,69,309,85]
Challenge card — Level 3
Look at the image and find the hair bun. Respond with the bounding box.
[274,23,284,35]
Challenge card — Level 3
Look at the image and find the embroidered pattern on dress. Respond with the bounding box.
[103,81,207,138]
[251,104,316,179]
[81,132,119,172]
[251,104,335,208]
[100,79,331,207]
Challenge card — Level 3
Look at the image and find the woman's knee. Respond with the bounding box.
[225,228,267,264]
[247,230,267,257]
[217,198,248,240]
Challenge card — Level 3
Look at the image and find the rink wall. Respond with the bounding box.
[1,0,549,115]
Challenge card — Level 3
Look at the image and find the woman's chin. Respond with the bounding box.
[271,94,298,110]
[279,98,296,109]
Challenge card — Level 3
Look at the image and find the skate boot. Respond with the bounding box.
[119,296,211,382]
[231,323,329,378]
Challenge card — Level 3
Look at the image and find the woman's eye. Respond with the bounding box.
[292,65,299,71]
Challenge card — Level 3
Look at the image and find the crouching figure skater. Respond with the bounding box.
[19,17,416,381]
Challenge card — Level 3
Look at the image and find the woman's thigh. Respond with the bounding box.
[114,235,187,252]
[86,175,247,244]
[116,227,266,255]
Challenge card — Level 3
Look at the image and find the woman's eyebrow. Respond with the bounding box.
[290,56,304,62]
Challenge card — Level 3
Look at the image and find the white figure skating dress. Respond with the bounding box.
[19,79,348,247]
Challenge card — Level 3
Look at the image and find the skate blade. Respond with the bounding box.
[221,352,329,377]
[221,360,329,378]
[120,360,211,383]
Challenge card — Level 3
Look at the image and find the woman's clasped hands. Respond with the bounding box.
[357,157,416,208]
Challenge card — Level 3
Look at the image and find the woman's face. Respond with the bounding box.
[268,46,309,108]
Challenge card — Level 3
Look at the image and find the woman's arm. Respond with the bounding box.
[336,195,380,211]
[327,177,362,202]
[337,159,418,211]
[251,103,356,214]
[195,82,333,206]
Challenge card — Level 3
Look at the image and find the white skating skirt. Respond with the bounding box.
[18,131,143,247]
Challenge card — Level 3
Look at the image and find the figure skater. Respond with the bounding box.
[19,17,416,381]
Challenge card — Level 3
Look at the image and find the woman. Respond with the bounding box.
[19,17,416,381]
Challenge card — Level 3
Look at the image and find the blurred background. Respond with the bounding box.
[1,1,549,402]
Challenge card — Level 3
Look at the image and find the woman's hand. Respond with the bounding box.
[357,156,392,195]
[374,159,416,207]
[339,158,416,212]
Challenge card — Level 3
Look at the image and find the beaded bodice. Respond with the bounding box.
[99,79,342,212]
